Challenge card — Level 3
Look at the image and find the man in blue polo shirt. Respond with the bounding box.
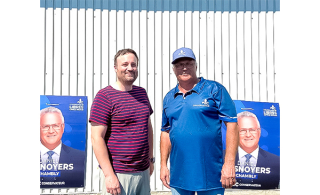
[160,47,239,195]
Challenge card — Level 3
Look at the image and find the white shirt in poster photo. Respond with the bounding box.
[238,146,259,168]
[40,141,62,170]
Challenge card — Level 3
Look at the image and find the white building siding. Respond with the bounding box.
[40,0,279,193]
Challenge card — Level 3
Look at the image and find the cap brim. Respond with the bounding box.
[171,57,195,64]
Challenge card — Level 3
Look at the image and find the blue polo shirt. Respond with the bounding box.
[161,77,237,191]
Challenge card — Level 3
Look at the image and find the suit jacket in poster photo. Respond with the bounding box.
[233,148,280,189]
[40,144,86,188]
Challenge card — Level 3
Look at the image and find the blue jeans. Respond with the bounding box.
[171,187,225,195]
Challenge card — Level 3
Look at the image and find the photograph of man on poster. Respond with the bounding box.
[40,106,86,188]
[233,111,280,189]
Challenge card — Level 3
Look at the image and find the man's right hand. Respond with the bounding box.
[105,173,121,195]
[160,166,170,189]
[92,124,121,194]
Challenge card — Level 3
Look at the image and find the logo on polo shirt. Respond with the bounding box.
[193,99,210,107]
[202,99,209,106]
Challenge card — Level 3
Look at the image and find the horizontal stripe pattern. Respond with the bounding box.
[40,0,280,12]
[89,85,153,173]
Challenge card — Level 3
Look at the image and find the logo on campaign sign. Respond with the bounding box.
[233,182,261,188]
[263,105,277,116]
[69,98,84,111]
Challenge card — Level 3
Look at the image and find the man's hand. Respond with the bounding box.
[92,123,121,194]
[220,163,236,188]
[160,166,170,189]
[222,121,238,188]
[105,173,121,195]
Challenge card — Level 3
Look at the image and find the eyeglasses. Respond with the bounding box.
[239,128,260,135]
[41,124,62,131]
[174,62,195,70]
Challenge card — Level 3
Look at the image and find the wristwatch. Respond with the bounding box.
[149,157,155,164]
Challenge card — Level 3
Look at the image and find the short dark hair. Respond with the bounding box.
[114,48,139,66]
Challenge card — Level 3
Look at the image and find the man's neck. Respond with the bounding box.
[112,80,133,91]
[178,78,199,94]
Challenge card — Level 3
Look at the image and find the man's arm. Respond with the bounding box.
[160,131,171,189]
[221,121,239,188]
[148,117,154,175]
[91,122,121,195]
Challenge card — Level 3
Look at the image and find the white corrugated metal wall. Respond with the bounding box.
[40,0,279,194]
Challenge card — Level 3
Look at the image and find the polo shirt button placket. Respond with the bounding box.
[183,91,191,99]
[182,94,186,100]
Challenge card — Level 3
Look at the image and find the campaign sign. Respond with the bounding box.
[40,95,87,188]
[222,100,280,189]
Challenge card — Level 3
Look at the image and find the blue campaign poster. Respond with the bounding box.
[222,100,280,190]
[40,95,88,188]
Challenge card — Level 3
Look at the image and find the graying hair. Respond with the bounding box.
[237,111,260,128]
[40,106,64,123]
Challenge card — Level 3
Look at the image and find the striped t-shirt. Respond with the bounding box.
[89,85,153,173]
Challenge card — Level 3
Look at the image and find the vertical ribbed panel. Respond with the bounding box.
[40,1,278,193]
[41,0,280,12]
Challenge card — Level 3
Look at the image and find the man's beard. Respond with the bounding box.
[117,71,138,85]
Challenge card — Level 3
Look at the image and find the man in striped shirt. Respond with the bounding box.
[90,49,154,195]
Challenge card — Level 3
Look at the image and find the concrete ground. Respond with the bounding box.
[151,190,280,195]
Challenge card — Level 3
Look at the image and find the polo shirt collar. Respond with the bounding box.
[173,77,205,98]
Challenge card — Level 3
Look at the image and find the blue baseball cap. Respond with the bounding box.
[171,47,196,64]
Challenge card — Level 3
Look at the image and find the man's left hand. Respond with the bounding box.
[220,163,236,188]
